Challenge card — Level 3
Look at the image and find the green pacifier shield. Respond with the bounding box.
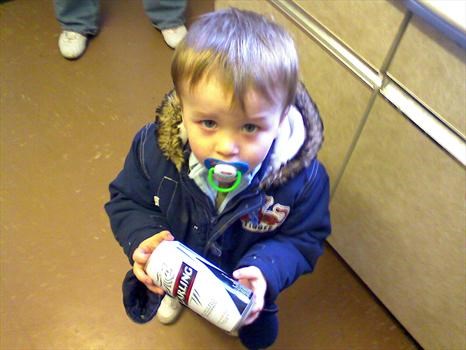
[207,167,242,193]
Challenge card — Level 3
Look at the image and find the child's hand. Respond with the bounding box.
[132,230,174,295]
[233,266,267,326]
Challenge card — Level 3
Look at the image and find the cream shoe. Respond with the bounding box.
[161,25,187,49]
[58,31,87,59]
[156,295,183,324]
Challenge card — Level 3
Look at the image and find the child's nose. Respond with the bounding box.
[215,135,239,159]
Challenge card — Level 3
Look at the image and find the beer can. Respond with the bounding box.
[145,240,255,332]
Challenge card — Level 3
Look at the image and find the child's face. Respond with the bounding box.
[180,76,286,171]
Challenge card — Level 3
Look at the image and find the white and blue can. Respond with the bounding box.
[145,240,255,332]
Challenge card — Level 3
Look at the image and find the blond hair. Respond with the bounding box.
[171,8,299,111]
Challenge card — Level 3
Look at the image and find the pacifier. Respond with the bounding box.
[204,158,249,193]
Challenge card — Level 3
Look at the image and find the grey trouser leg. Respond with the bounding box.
[53,0,100,36]
[142,0,187,30]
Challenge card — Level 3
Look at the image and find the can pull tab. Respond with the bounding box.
[204,158,249,193]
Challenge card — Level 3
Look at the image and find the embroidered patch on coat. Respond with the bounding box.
[240,195,290,233]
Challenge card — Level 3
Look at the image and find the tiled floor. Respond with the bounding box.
[0,1,420,349]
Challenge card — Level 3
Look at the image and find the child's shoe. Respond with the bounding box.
[58,31,87,59]
[156,295,183,324]
[161,25,187,49]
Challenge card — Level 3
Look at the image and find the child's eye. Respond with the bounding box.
[201,120,217,129]
[242,124,259,134]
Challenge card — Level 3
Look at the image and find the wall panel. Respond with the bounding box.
[389,16,466,136]
[330,96,465,350]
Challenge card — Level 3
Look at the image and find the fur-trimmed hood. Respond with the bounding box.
[154,83,323,189]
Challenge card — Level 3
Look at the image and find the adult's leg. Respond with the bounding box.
[54,0,100,36]
[142,0,186,30]
[239,304,279,350]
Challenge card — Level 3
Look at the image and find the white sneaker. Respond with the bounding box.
[161,25,187,49]
[58,31,87,59]
[156,295,183,324]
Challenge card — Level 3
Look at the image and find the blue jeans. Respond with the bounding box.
[54,0,186,35]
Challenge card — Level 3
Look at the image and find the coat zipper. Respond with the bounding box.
[203,191,263,256]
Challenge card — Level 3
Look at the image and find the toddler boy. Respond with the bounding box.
[105,7,331,349]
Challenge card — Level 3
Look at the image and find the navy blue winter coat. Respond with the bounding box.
[105,83,331,322]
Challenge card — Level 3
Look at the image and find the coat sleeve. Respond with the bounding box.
[236,160,331,302]
[104,124,170,264]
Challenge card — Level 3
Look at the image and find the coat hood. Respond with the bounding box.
[154,83,324,189]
